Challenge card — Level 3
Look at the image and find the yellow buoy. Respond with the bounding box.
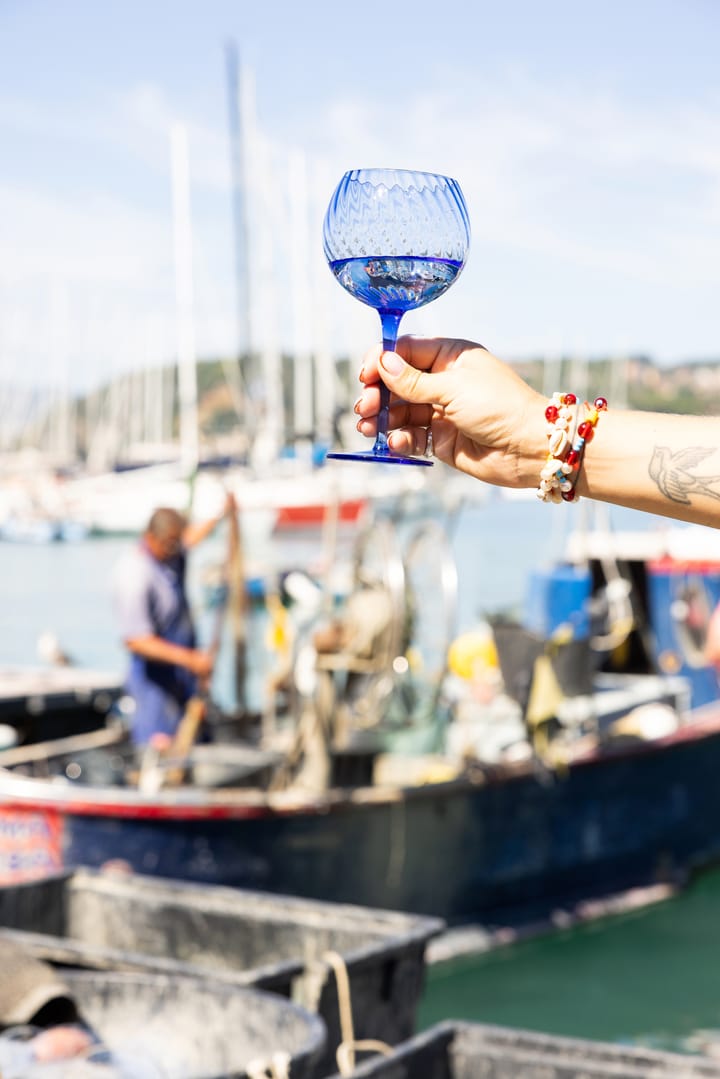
[447,629,499,680]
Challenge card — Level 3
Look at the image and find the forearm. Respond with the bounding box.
[125,635,198,670]
[183,513,223,549]
[363,339,720,529]
[577,410,720,527]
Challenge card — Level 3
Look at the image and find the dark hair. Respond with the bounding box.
[146,507,187,539]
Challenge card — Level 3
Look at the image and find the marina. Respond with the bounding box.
[2,499,714,901]
[5,463,720,1069]
[4,495,720,1065]
[2,2,720,1071]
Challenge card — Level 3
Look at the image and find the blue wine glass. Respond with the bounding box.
[323,168,470,466]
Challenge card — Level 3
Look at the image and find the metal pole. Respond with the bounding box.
[170,122,199,481]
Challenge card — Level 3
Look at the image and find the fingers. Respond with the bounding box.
[358,350,445,411]
[359,343,384,385]
[354,388,433,429]
[376,341,459,409]
[387,427,433,458]
[360,335,452,385]
[378,349,458,415]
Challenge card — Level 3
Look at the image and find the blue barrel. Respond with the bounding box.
[524,564,592,640]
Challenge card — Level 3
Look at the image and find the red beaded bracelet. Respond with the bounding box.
[561,396,608,502]
[536,393,607,504]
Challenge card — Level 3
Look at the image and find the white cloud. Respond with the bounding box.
[0,184,171,284]
[2,61,719,393]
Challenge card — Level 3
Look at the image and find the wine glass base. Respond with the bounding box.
[325,450,433,467]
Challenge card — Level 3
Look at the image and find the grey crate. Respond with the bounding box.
[0,868,443,1077]
[326,1020,720,1079]
[61,969,325,1079]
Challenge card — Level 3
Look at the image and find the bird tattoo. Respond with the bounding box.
[649,446,720,505]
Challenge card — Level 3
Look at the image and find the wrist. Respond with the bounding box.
[515,391,549,488]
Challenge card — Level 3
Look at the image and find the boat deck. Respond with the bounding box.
[0,665,122,743]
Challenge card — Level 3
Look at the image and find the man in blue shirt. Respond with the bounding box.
[111,495,236,745]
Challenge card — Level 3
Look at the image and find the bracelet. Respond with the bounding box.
[536,392,607,504]
[561,396,608,502]
[536,392,578,503]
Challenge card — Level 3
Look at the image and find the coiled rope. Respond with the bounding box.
[323,950,393,1076]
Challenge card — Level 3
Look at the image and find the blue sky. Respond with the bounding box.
[2,0,719,390]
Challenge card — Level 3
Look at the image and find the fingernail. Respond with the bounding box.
[380,351,403,375]
[352,396,363,415]
[358,366,365,383]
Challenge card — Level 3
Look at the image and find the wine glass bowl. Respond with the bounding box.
[323,168,470,465]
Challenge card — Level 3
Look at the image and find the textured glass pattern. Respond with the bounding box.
[323,169,470,263]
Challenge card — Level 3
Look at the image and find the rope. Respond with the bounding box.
[245,1051,291,1079]
[323,950,393,1077]
[590,574,635,652]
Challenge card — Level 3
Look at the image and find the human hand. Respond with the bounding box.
[188,648,215,679]
[223,491,238,517]
[354,336,547,489]
[148,733,173,753]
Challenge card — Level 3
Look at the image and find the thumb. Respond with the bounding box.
[379,350,438,404]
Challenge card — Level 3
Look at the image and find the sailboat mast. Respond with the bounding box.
[225,40,253,444]
[289,149,314,457]
[170,123,200,479]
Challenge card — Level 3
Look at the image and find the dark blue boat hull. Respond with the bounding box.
[47,718,720,925]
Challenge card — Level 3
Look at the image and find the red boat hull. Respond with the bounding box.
[273,498,367,529]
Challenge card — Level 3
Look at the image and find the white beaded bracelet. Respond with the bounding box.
[536,392,578,503]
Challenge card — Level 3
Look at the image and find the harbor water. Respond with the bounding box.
[419,865,720,1054]
[1,484,714,1052]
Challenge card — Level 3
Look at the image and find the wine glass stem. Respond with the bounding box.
[375,312,403,453]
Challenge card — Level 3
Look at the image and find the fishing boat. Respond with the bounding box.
[0,663,122,747]
[560,509,720,710]
[0,669,716,929]
[0,865,441,1078]
[3,510,720,929]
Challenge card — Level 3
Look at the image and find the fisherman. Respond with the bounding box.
[111,494,237,745]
